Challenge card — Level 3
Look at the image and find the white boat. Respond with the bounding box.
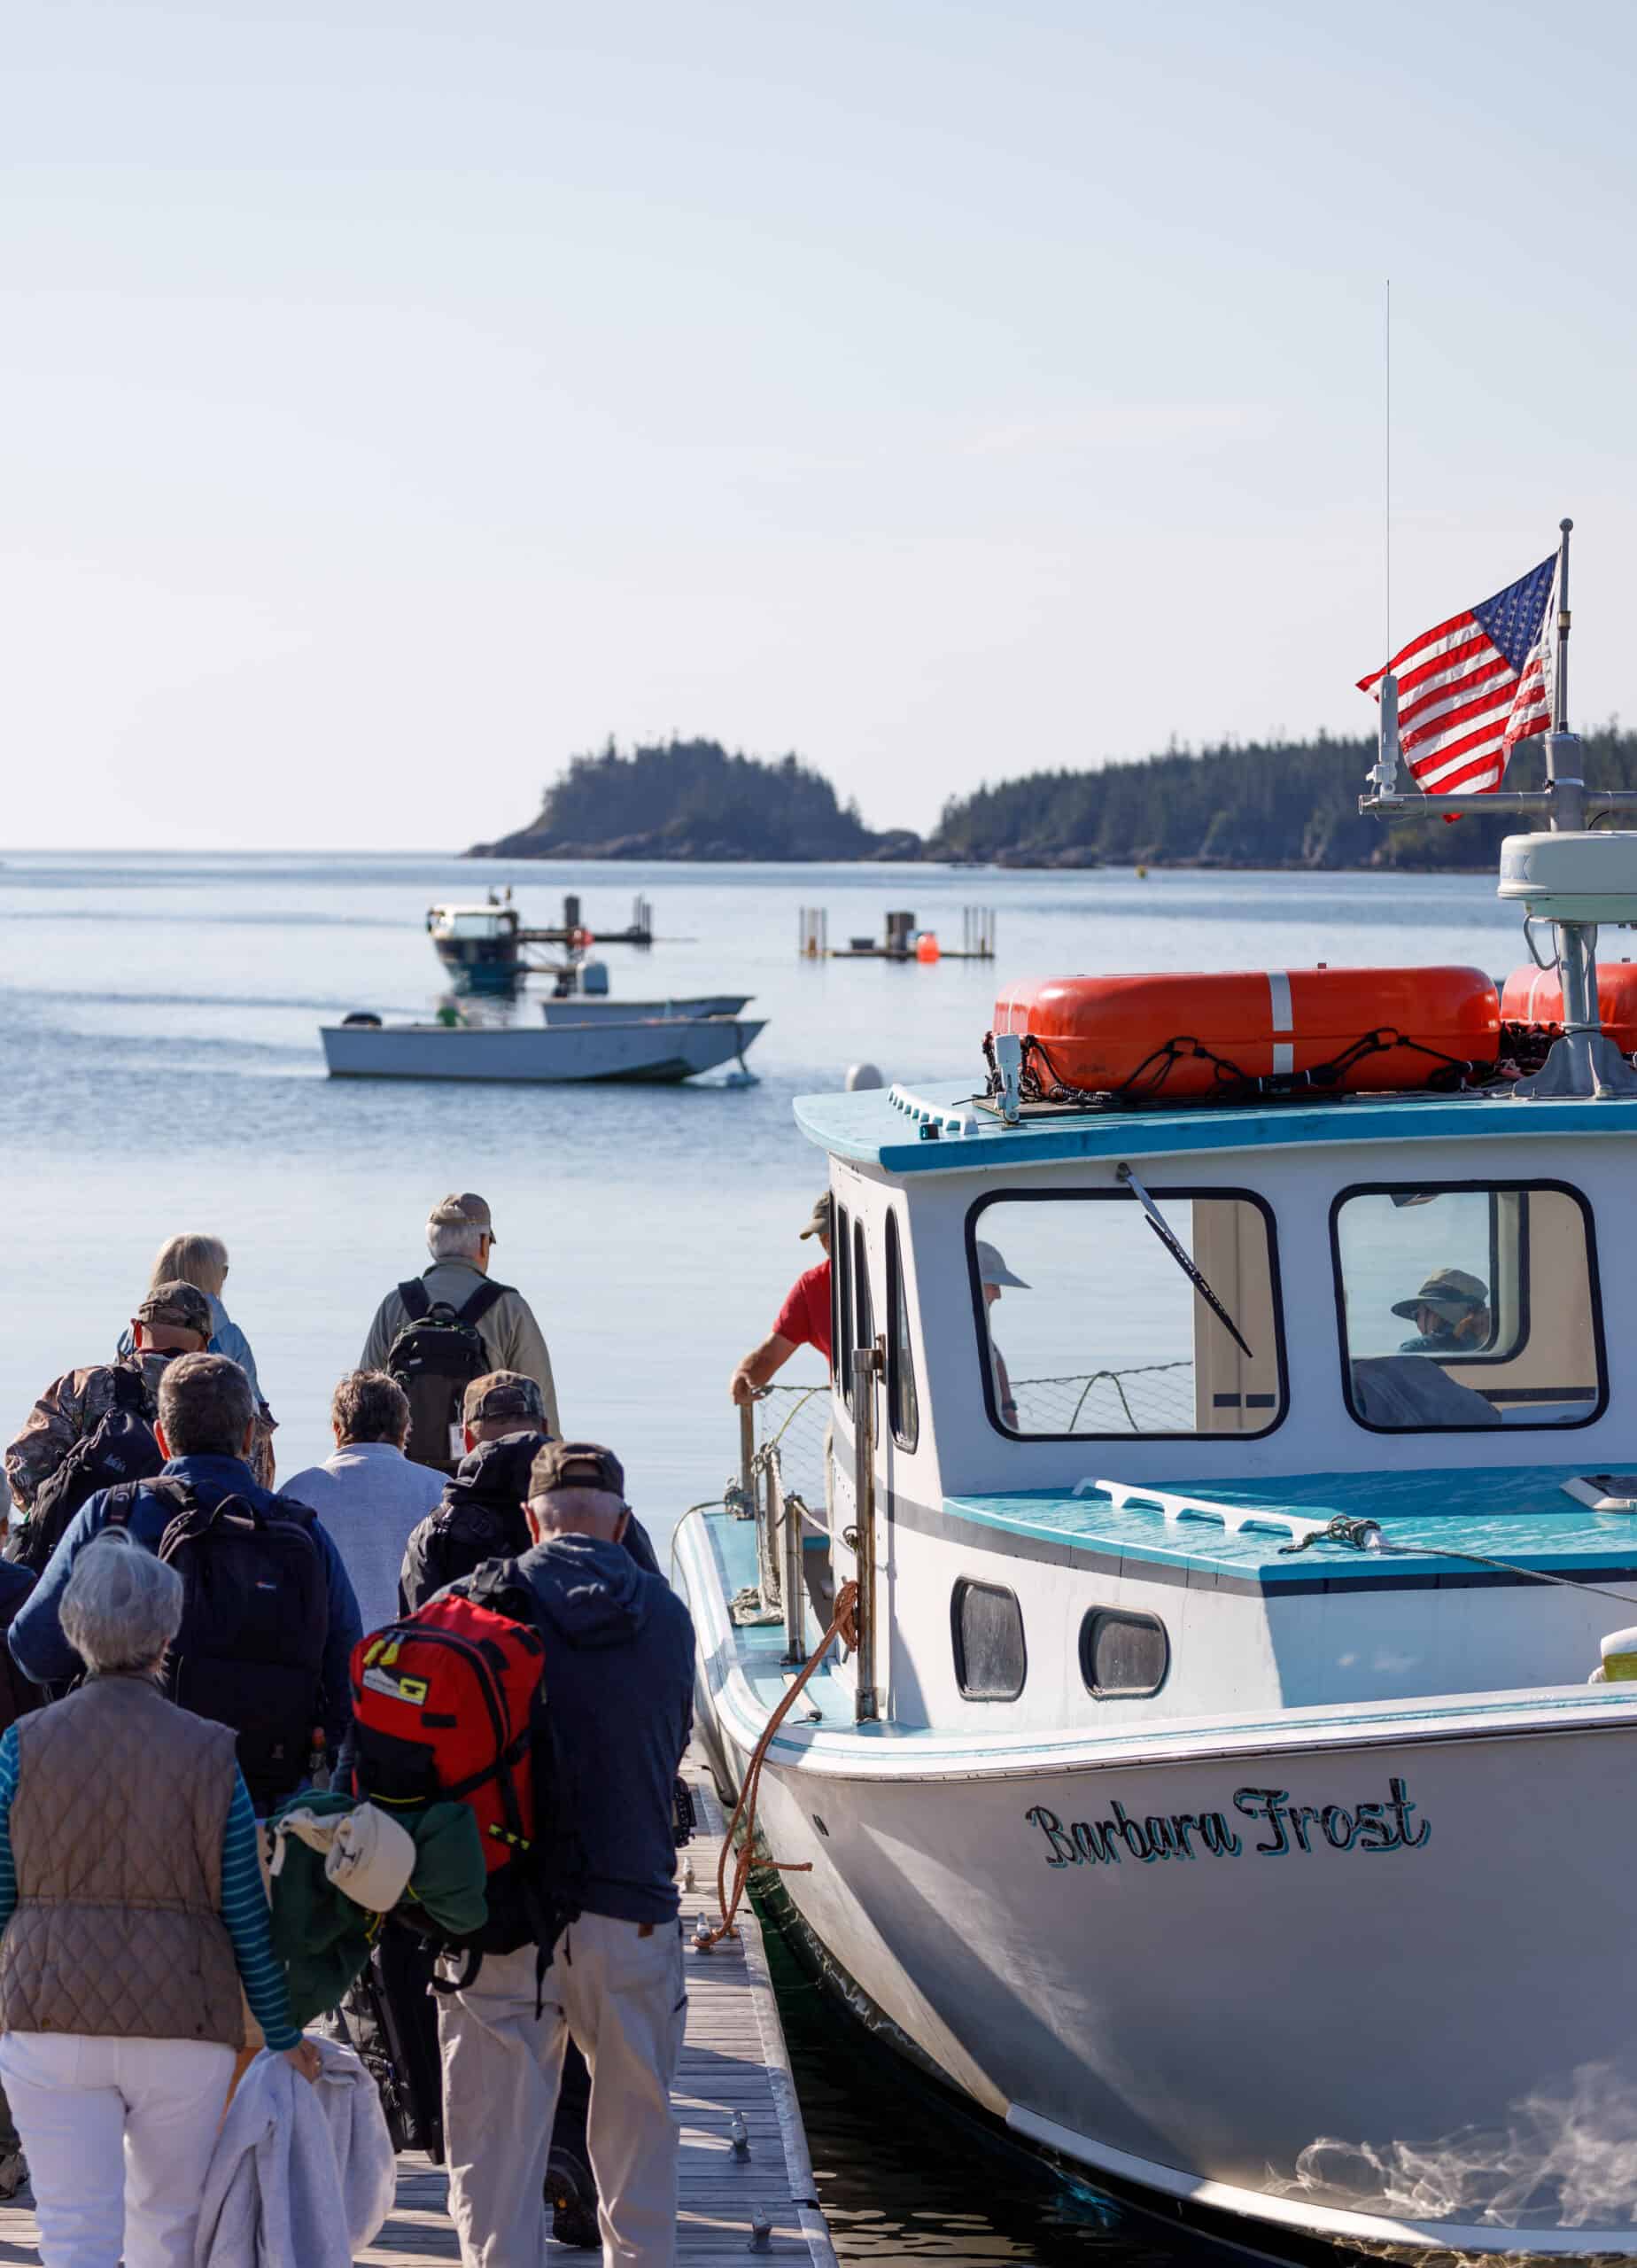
[676,745,1637,2253]
[320,1012,763,1083]
[539,992,751,1027]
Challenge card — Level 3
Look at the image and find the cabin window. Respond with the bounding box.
[886,1212,919,1450]
[967,1188,1285,1439]
[1331,1181,1605,1432]
[952,1580,1027,1701]
[834,1203,853,1394]
[854,1220,875,1374]
[1080,1609,1169,1698]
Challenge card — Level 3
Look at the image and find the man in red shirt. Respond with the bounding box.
[730,1195,832,1402]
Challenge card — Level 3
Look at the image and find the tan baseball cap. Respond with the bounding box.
[429,1192,496,1242]
[528,1440,626,1502]
[799,1193,833,1241]
[136,1281,213,1339]
[462,1371,546,1426]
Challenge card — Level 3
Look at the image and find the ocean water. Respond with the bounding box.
[0,848,1535,2258]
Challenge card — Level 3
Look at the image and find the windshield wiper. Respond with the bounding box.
[1116,1162,1254,1360]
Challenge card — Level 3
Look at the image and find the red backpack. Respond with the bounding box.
[348,1587,547,1908]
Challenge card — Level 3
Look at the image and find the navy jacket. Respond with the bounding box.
[8,1453,363,1751]
[498,1534,694,1926]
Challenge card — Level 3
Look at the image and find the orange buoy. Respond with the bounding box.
[991,967,1501,1102]
[915,932,941,964]
[1501,961,1637,1051]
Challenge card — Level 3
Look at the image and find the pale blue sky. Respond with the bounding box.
[6,0,1636,847]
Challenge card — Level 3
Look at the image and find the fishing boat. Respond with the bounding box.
[320,1009,763,1083]
[676,537,1637,2260]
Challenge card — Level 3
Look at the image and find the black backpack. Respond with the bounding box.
[385,1280,507,1475]
[105,1478,330,1811]
[11,1366,163,1575]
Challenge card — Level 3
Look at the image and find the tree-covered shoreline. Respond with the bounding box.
[469,726,1637,869]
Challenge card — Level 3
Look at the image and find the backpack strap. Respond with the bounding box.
[101,1473,189,1534]
[456,1281,507,1328]
[399,1280,433,1322]
[110,1364,155,1420]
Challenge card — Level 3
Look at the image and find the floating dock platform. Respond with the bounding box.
[799,905,995,960]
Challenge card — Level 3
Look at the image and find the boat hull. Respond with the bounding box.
[320,1016,764,1083]
[677,1523,1637,2257]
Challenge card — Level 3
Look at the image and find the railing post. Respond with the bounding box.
[851,1341,884,1723]
[780,1465,804,1665]
[739,1398,756,1503]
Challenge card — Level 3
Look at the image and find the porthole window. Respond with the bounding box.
[1080,1609,1169,1698]
[952,1579,1027,1701]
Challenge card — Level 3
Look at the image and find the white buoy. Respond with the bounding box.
[846,1061,885,1091]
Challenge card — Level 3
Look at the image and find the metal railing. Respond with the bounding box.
[1011,1360,1193,1435]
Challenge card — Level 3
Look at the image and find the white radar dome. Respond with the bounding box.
[846,1062,886,1091]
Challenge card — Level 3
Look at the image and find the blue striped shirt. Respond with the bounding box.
[0,1723,299,2052]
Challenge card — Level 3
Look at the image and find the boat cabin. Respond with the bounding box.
[789,1076,1637,1735]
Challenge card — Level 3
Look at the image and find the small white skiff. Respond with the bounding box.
[320,1013,763,1083]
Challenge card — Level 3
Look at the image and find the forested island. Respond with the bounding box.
[469,726,1637,870]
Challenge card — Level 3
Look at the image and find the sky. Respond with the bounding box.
[5,0,1637,849]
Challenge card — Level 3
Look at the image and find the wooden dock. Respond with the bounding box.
[0,1767,836,2267]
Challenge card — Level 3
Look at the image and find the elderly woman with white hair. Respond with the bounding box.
[0,1535,316,2268]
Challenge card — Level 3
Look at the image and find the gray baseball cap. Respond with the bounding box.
[429,1192,496,1242]
[975,1239,1029,1290]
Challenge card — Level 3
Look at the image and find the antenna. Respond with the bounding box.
[1384,277,1391,665]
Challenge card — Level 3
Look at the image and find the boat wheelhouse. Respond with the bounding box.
[678,768,1637,2259]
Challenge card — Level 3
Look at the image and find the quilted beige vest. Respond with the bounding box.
[0,1674,243,2045]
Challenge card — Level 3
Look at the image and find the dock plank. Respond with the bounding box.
[0,1765,836,2266]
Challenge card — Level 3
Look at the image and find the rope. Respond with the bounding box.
[695,1580,860,1954]
[1278,1513,1637,1610]
[994,1025,1497,1114]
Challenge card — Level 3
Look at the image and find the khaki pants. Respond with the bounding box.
[439,1915,687,2268]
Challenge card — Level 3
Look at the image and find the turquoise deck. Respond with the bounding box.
[795,1081,1637,1174]
[942,1465,1637,1587]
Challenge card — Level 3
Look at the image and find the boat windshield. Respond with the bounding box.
[434,909,514,940]
[968,1189,1284,1438]
[1331,1181,1605,1431]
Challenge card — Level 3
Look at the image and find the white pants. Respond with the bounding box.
[439,1913,687,2267]
[0,2031,236,2268]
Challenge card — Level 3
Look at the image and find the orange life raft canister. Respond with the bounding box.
[1501,961,1637,1052]
[991,967,1501,1102]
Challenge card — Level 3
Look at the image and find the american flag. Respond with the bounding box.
[1358,555,1556,795]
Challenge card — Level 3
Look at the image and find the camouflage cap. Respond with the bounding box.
[462,1370,546,1426]
[528,1440,626,1503]
[429,1192,495,1242]
[136,1280,213,1339]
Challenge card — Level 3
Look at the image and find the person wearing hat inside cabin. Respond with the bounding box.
[729,1193,833,1404]
[977,1239,1030,1428]
[4,1280,214,1523]
[360,1192,561,1437]
[1393,1268,1493,1355]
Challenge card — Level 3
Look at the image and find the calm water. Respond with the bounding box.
[0,849,1532,2258]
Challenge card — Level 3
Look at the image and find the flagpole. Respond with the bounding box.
[1544,517,1581,834]
[1553,516,1571,734]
